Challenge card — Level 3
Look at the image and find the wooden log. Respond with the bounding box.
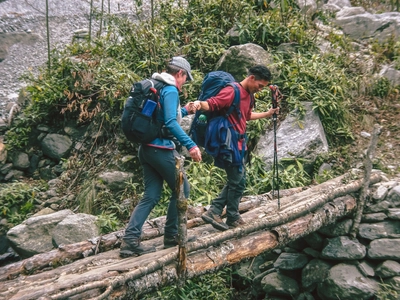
[176,156,188,285]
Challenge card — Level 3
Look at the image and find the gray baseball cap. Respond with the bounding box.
[169,56,194,81]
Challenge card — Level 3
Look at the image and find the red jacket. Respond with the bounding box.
[206,83,253,150]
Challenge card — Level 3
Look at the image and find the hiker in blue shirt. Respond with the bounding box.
[193,65,279,231]
[120,57,202,257]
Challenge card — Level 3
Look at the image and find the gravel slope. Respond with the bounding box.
[0,0,137,118]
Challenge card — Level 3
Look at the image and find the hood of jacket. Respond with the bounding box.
[151,72,176,86]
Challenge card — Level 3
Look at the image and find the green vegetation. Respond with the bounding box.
[3,0,398,231]
[0,181,48,228]
[1,0,399,296]
[143,268,235,300]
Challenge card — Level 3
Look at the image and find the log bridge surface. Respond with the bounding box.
[0,171,384,300]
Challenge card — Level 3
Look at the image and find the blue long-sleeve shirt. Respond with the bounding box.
[146,85,197,151]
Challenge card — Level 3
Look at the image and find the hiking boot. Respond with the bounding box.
[226,217,246,229]
[164,234,197,249]
[119,238,156,257]
[201,210,229,231]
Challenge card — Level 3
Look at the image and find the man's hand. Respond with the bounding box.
[185,102,197,114]
[192,100,202,111]
[269,107,280,116]
[189,146,202,162]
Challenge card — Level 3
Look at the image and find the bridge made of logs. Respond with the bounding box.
[0,169,384,300]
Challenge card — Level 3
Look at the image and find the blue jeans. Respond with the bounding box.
[209,164,246,222]
[123,145,189,240]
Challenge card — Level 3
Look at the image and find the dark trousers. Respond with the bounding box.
[123,145,189,240]
[209,164,246,222]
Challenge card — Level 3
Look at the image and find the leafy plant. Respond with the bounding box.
[143,268,234,300]
[186,160,226,206]
[96,212,121,234]
[372,77,391,98]
[4,122,31,151]
[273,52,355,145]
[0,181,47,227]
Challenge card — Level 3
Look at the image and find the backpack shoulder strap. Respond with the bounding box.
[224,82,241,118]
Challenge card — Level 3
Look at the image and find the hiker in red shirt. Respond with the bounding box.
[194,65,279,230]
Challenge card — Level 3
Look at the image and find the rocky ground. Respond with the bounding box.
[349,93,400,177]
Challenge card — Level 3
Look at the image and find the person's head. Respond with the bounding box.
[243,65,272,94]
[167,56,193,90]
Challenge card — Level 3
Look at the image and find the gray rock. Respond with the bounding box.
[387,186,400,207]
[368,238,400,260]
[215,43,274,81]
[255,102,328,172]
[318,218,352,237]
[98,171,134,192]
[334,8,400,43]
[317,263,380,300]
[41,133,72,161]
[6,209,73,257]
[52,213,99,247]
[261,272,300,298]
[388,208,400,220]
[11,151,30,170]
[372,184,389,201]
[301,259,331,291]
[375,260,400,278]
[274,252,309,270]
[361,212,387,222]
[358,221,400,240]
[320,236,366,260]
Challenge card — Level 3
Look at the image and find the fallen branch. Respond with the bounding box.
[349,124,381,238]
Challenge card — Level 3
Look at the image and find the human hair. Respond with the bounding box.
[166,63,188,77]
[248,65,272,81]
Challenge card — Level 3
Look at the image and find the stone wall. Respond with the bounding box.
[235,175,400,299]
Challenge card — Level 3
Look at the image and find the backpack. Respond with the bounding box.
[189,71,244,168]
[189,71,241,148]
[121,79,166,144]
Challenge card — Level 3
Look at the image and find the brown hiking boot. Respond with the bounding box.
[201,210,229,231]
[163,234,197,249]
[226,217,246,229]
[120,238,156,257]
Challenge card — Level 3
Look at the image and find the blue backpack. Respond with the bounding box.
[189,71,245,168]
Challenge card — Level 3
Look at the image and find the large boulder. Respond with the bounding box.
[255,101,328,172]
[7,209,73,257]
[52,213,99,247]
[334,7,400,43]
[6,210,99,258]
[215,43,274,80]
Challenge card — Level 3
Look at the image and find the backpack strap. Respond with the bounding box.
[224,82,241,119]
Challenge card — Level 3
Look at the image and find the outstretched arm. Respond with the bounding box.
[250,107,279,120]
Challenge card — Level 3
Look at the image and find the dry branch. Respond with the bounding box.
[349,124,381,238]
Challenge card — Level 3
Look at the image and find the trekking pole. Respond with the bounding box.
[269,85,283,209]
